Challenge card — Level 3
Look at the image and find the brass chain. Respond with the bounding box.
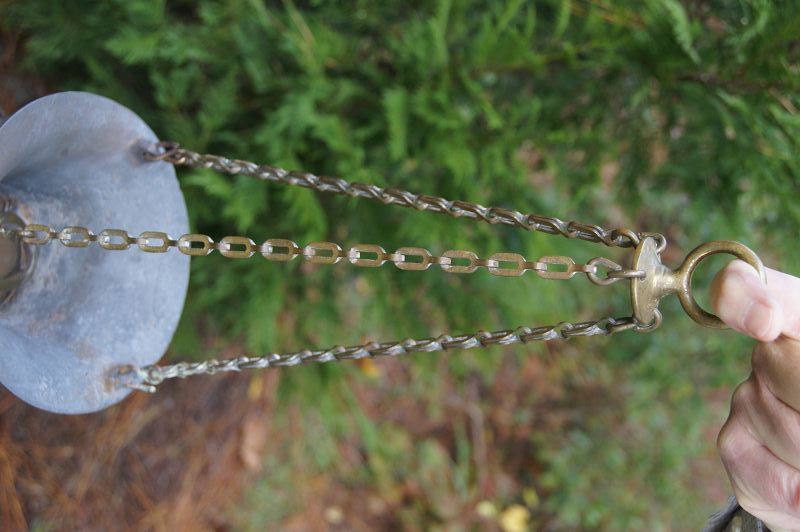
[114,315,658,393]
[0,142,668,391]
[145,142,667,252]
[0,223,645,284]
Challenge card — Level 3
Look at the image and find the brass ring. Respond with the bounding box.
[635,309,663,333]
[676,240,766,329]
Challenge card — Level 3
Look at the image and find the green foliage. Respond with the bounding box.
[3,0,798,528]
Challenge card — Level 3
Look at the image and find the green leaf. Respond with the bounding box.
[105,28,164,64]
[553,0,571,39]
[383,87,409,162]
[659,0,700,64]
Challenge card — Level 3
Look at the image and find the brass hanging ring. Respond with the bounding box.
[676,240,766,329]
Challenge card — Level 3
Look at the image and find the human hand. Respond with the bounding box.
[712,260,800,531]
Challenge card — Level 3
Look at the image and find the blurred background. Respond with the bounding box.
[0,0,798,529]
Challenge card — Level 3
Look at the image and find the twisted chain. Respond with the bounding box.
[145,142,666,251]
[0,223,645,284]
[116,315,656,392]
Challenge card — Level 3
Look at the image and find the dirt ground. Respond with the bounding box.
[1,371,257,530]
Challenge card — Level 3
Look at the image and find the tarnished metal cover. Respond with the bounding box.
[0,92,190,414]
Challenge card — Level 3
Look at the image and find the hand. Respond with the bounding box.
[712,260,800,531]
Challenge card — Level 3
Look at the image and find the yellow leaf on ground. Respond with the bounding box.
[499,504,530,532]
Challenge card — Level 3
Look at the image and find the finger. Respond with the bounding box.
[752,336,800,413]
[718,415,800,531]
[710,260,798,342]
[763,265,800,340]
[733,372,800,473]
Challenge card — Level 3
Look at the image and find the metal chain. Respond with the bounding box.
[114,314,660,392]
[144,142,667,252]
[0,223,645,284]
[0,143,667,390]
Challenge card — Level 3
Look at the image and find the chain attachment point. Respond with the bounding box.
[142,140,180,162]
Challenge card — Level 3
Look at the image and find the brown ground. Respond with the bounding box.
[1,372,255,531]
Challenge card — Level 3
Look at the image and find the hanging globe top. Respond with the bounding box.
[0,92,190,414]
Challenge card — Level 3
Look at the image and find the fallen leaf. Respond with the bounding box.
[499,504,530,532]
[239,415,267,472]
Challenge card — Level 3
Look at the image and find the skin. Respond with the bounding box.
[711,260,800,531]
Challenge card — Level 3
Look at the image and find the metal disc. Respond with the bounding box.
[0,92,190,414]
[630,237,664,326]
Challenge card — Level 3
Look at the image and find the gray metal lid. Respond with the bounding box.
[0,92,190,414]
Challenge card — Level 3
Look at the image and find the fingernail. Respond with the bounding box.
[743,300,774,339]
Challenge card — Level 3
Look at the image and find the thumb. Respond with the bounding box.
[710,260,784,342]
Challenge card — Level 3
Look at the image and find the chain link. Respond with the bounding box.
[114,315,647,392]
[144,142,667,252]
[1,223,645,284]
